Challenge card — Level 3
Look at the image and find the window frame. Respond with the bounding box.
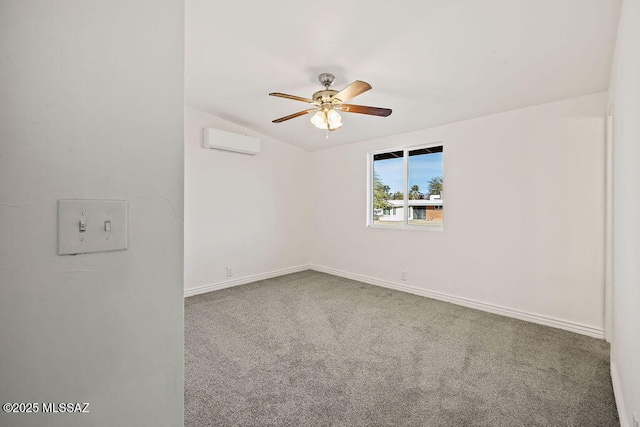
[366,142,444,232]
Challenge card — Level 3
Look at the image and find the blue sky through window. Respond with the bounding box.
[374,152,443,194]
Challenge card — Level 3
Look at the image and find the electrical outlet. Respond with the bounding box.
[226,267,232,277]
[401,271,407,281]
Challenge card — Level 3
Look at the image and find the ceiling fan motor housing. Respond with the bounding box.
[313,89,339,106]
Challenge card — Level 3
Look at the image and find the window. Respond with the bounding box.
[368,144,443,229]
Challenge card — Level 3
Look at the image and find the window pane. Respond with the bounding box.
[408,146,443,227]
[372,151,404,226]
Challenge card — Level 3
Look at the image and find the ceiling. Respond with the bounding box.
[186,0,621,151]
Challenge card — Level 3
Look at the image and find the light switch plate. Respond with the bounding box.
[58,199,128,255]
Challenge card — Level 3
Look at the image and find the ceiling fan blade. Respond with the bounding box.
[269,92,315,103]
[272,108,317,123]
[332,81,372,103]
[339,104,392,117]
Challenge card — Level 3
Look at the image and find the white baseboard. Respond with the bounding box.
[309,264,605,339]
[611,361,630,427]
[184,264,311,298]
[184,263,605,339]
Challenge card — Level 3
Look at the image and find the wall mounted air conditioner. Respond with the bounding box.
[202,128,261,155]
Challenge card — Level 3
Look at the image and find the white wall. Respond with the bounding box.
[184,107,310,293]
[609,0,640,425]
[0,2,184,426]
[310,93,607,334]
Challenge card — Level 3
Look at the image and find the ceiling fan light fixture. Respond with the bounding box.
[311,108,342,131]
[327,109,342,130]
[311,110,327,129]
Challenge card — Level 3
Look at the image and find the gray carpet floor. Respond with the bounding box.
[185,270,618,427]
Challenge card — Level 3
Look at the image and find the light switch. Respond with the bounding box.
[58,200,127,255]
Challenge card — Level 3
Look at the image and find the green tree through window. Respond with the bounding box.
[373,171,391,219]
[427,176,443,196]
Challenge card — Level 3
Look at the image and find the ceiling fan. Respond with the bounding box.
[269,73,392,132]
